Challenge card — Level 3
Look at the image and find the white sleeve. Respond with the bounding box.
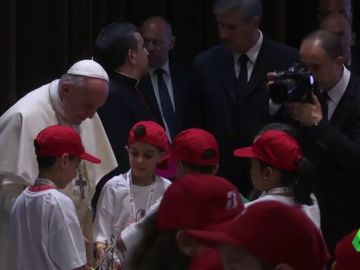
[93,181,116,243]
[49,199,87,269]
[120,199,160,252]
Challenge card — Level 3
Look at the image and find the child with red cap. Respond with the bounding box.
[233,124,321,228]
[129,174,244,270]
[186,200,330,270]
[332,229,360,270]
[119,128,221,255]
[11,125,101,270]
[93,121,171,264]
[126,128,244,270]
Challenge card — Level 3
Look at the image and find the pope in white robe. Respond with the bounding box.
[0,59,118,268]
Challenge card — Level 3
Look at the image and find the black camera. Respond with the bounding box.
[268,63,317,104]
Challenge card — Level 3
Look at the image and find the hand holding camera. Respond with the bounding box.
[267,63,325,126]
[286,93,324,126]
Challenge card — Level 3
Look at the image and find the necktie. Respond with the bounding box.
[237,54,249,97]
[321,91,330,120]
[155,69,175,138]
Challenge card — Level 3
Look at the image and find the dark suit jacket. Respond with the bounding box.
[301,73,360,251]
[191,37,298,194]
[351,43,360,75]
[98,72,155,175]
[138,63,191,137]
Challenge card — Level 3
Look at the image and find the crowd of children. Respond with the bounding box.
[9,121,360,269]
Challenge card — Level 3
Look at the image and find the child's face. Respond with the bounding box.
[250,159,268,191]
[220,244,268,270]
[128,142,163,181]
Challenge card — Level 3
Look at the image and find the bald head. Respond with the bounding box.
[320,13,353,64]
[318,0,352,21]
[140,16,175,68]
[141,16,173,37]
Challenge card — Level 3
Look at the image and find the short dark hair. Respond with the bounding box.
[128,212,192,270]
[303,30,343,60]
[36,156,58,170]
[213,0,262,18]
[94,22,138,71]
[182,162,217,174]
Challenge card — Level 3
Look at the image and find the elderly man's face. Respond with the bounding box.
[141,20,174,69]
[61,77,109,125]
[216,8,259,54]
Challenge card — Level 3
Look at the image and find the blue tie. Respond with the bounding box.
[155,69,176,138]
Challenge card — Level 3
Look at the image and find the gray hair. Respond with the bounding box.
[213,0,262,18]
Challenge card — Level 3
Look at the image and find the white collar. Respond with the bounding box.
[263,187,294,196]
[326,66,350,104]
[150,61,170,76]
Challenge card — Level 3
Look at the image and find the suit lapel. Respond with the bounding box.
[238,39,269,103]
[138,74,162,121]
[218,48,238,104]
[330,76,355,125]
[170,64,181,114]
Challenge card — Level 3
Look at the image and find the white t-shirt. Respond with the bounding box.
[93,170,171,244]
[246,193,321,229]
[11,188,87,270]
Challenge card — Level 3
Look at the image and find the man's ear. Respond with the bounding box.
[273,263,295,270]
[335,56,345,67]
[59,82,71,99]
[128,48,137,65]
[59,153,71,169]
[176,230,203,257]
[351,32,356,46]
[169,35,176,50]
[252,16,261,28]
[262,166,272,180]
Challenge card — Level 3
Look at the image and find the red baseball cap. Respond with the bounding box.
[233,130,302,171]
[186,201,330,270]
[128,121,169,152]
[157,173,244,231]
[171,128,219,166]
[34,125,101,164]
[334,229,360,270]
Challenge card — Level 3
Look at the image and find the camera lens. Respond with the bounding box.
[268,78,297,104]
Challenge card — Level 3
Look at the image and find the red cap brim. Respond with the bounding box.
[233,146,255,158]
[79,152,101,164]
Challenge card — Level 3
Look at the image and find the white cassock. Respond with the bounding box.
[0,79,118,268]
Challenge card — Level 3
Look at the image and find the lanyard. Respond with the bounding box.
[126,170,156,222]
[29,178,57,192]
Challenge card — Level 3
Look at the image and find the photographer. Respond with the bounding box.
[269,30,360,253]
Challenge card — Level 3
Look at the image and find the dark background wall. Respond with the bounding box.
[1,0,359,114]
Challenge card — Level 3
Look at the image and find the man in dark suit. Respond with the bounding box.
[138,16,190,141]
[284,30,360,253]
[94,22,154,175]
[191,0,298,195]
